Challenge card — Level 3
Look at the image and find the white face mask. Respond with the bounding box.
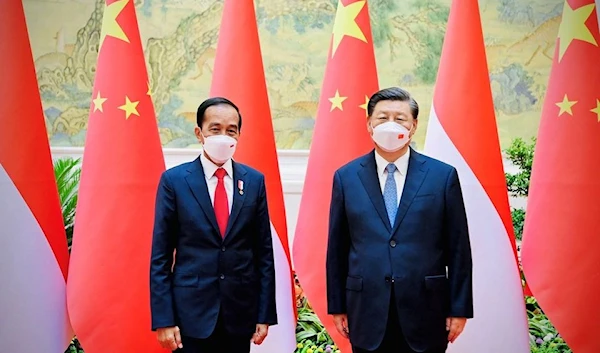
[371,121,412,152]
[202,134,237,163]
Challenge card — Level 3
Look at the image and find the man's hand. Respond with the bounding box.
[333,314,349,339]
[157,326,183,350]
[252,324,269,345]
[446,317,467,343]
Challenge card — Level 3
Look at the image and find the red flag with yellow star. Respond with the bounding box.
[209,1,297,352]
[66,0,165,352]
[521,0,600,351]
[292,0,378,351]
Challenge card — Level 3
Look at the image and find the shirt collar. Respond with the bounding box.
[374,148,410,177]
[200,153,233,179]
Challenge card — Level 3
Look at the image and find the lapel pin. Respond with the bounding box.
[238,180,244,195]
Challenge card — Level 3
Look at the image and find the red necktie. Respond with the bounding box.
[214,168,229,237]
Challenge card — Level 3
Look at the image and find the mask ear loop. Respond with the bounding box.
[406,123,414,137]
[368,122,376,134]
[405,124,415,148]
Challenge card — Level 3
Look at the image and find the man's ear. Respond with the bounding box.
[410,119,418,136]
[194,126,204,143]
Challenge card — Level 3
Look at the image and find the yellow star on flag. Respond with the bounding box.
[329,90,347,111]
[331,0,367,58]
[557,1,597,62]
[147,82,152,97]
[99,0,130,51]
[359,95,369,116]
[92,91,107,113]
[556,94,577,116]
[591,99,600,122]
[118,96,140,119]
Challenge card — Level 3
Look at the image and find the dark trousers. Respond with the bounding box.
[352,289,446,353]
[175,312,252,353]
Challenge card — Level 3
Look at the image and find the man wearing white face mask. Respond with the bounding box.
[150,97,277,353]
[326,87,473,353]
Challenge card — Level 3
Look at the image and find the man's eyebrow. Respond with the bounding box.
[376,110,407,115]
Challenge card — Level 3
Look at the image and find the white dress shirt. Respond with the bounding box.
[200,153,233,214]
[374,148,410,206]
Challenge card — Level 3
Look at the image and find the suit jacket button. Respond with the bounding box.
[390,240,397,248]
[220,274,225,280]
[221,247,226,252]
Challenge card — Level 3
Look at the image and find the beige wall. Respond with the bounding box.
[52,146,526,266]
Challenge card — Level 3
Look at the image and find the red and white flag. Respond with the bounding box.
[423,0,529,352]
[0,1,71,351]
[210,0,296,351]
[521,1,600,351]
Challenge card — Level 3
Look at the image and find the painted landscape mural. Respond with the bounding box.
[24,0,562,149]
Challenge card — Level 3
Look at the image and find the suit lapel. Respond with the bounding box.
[185,157,220,238]
[224,161,248,239]
[358,151,392,232]
[391,149,428,236]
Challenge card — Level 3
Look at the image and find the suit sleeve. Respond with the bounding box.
[326,170,350,315]
[444,167,474,318]
[150,171,178,330]
[255,175,277,325]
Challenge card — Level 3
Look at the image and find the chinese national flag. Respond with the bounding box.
[66,0,166,352]
[292,0,378,351]
[521,1,600,352]
[209,0,297,352]
[0,1,71,351]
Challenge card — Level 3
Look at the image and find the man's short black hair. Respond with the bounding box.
[196,97,242,131]
[367,87,419,119]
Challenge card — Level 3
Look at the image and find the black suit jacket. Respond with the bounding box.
[326,149,473,351]
[150,157,277,338]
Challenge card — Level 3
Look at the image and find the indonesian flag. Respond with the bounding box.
[292,1,378,352]
[0,1,72,351]
[66,0,166,352]
[521,1,600,351]
[422,0,529,352]
[209,0,296,352]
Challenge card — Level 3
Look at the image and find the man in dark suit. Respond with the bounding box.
[150,97,277,353]
[326,87,473,353]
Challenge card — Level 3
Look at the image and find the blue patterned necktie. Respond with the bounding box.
[384,163,398,227]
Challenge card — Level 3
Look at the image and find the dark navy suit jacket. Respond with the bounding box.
[150,157,277,339]
[326,149,473,352]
